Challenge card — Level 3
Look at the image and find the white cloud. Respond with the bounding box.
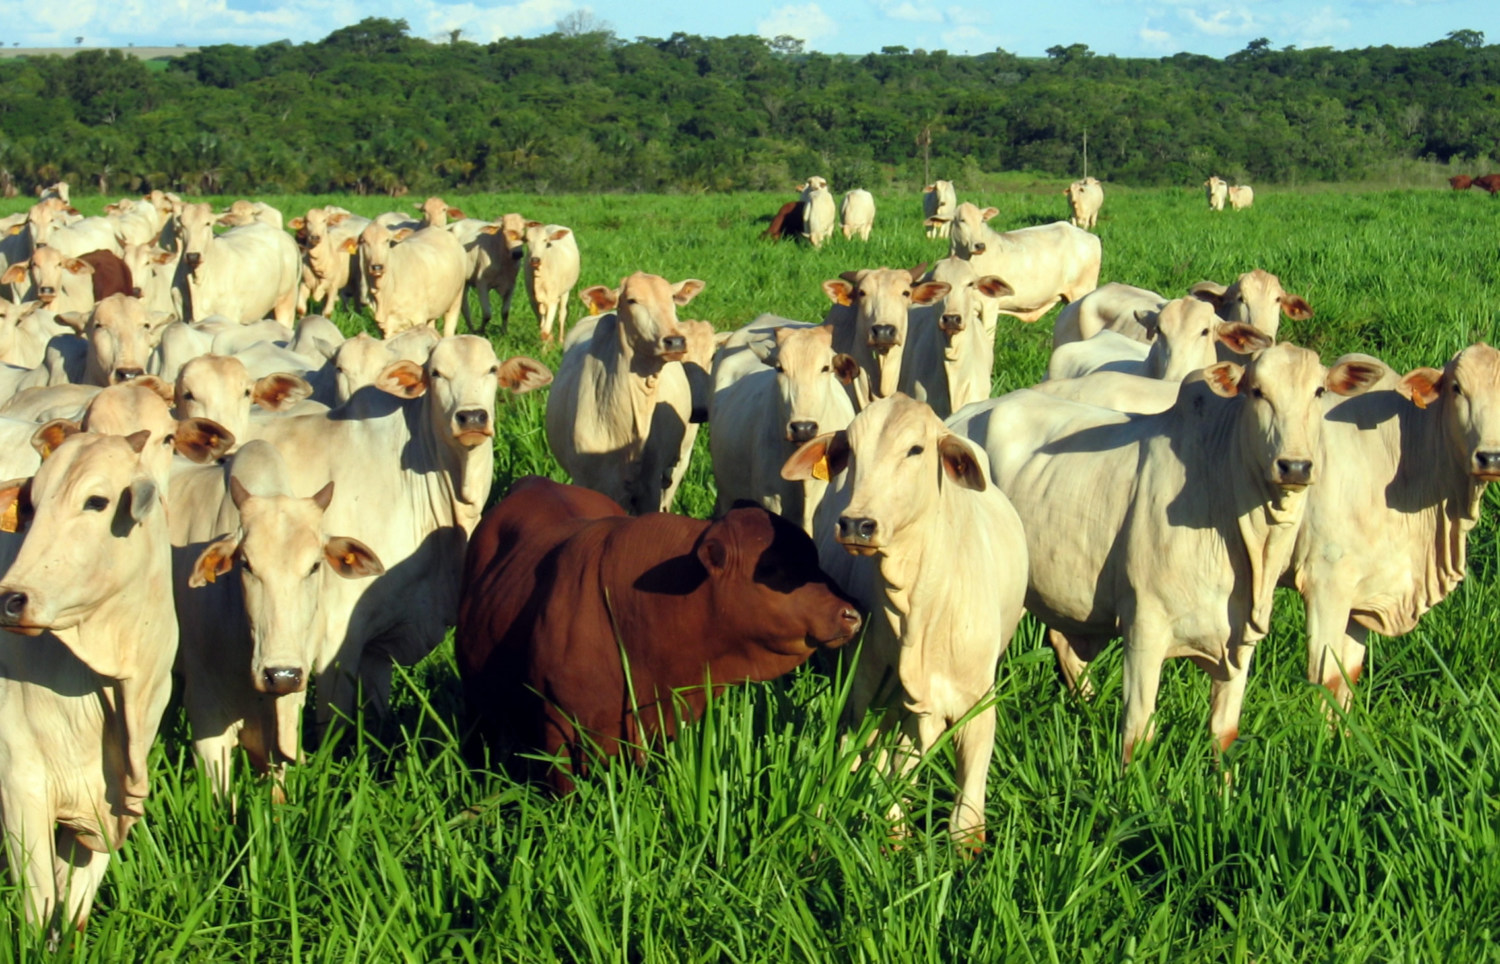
[945,5,991,26]
[882,1,943,23]
[1139,25,1174,48]
[1286,5,1352,46]
[758,3,838,45]
[1177,6,1258,37]
[942,24,1005,53]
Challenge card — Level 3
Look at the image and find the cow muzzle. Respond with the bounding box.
[454,408,494,446]
[0,591,41,636]
[36,288,55,304]
[113,367,145,384]
[970,242,986,254]
[260,666,305,696]
[787,420,819,444]
[1272,458,1314,488]
[938,313,964,335]
[528,257,541,270]
[836,516,881,555]
[184,252,202,270]
[868,325,898,351]
[1473,450,1500,480]
[658,335,687,361]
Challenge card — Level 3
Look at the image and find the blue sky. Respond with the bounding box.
[2,0,1495,59]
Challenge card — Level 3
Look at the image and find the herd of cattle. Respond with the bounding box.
[0,176,1491,934]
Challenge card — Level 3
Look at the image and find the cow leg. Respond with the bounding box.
[1,783,59,927]
[1304,590,1363,717]
[475,278,493,332]
[556,292,570,347]
[1207,644,1259,755]
[192,729,239,800]
[948,701,995,847]
[53,828,108,933]
[1120,629,1168,766]
[498,284,515,335]
[272,287,296,328]
[1048,628,1105,699]
[441,290,463,340]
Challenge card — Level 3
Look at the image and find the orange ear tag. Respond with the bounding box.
[812,455,831,482]
[0,501,19,533]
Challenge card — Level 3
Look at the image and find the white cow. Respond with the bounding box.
[949,345,1384,764]
[1205,176,1229,211]
[545,273,704,514]
[937,203,1101,323]
[177,203,299,325]
[709,323,858,533]
[1047,299,1271,382]
[331,328,442,405]
[103,198,163,247]
[291,207,369,317]
[351,221,468,339]
[0,431,177,930]
[522,221,581,345]
[1228,185,1255,210]
[25,200,120,259]
[453,212,527,333]
[1064,177,1104,229]
[174,354,313,447]
[800,177,837,248]
[217,199,285,230]
[898,258,1011,418]
[1051,282,1168,349]
[1188,269,1312,341]
[783,394,1027,843]
[823,266,951,402]
[922,180,957,239]
[840,189,875,241]
[57,294,175,387]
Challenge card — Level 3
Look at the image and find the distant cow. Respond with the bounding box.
[1473,174,1500,195]
[840,189,875,241]
[1204,176,1228,211]
[923,180,957,239]
[763,201,806,241]
[800,176,837,248]
[1063,177,1104,229]
[1449,174,1474,191]
[455,476,862,791]
[1228,185,1255,210]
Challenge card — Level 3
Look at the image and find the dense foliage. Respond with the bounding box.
[0,20,1498,196]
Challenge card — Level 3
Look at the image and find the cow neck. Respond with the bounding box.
[1399,398,1485,614]
[416,394,493,530]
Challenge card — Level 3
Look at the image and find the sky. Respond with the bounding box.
[1,0,1496,60]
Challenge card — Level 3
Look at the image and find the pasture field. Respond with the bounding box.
[3,186,1500,961]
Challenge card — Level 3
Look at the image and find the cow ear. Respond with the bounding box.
[1188,281,1229,309]
[832,354,860,384]
[525,219,543,229]
[174,418,235,463]
[1215,322,1272,355]
[134,374,175,405]
[497,356,553,394]
[63,258,93,276]
[253,372,313,411]
[981,207,1000,221]
[1204,362,1244,398]
[288,216,306,230]
[55,311,88,334]
[448,207,465,220]
[580,285,619,315]
[781,431,850,482]
[822,279,854,307]
[390,228,414,244]
[124,429,151,454]
[480,224,500,235]
[0,477,33,533]
[32,418,82,459]
[907,263,929,282]
[127,475,158,525]
[696,531,729,575]
[310,480,334,511]
[151,248,175,266]
[327,212,348,227]
[375,359,428,399]
[910,281,950,307]
[0,262,28,285]
[547,227,570,243]
[189,535,239,588]
[325,536,385,578]
[938,434,987,492]
[341,238,358,255]
[1328,359,1385,397]
[671,279,705,306]
[1398,367,1443,408]
[976,275,1013,299]
[1280,294,1314,321]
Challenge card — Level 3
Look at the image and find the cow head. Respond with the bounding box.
[1189,269,1313,340]
[2,246,95,307]
[176,354,312,446]
[0,432,160,649]
[822,266,948,398]
[78,379,235,487]
[694,504,861,655]
[24,197,73,249]
[335,329,442,406]
[1147,298,1272,380]
[192,466,384,700]
[415,196,463,227]
[925,257,1011,346]
[523,221,574,273]
[1198,343,1383,490]
[759,325,858,445]
[783,394,986,556]
[176,202,222,274]
[583,272,705,365]
[352,221,404,289]
[947,202,1001,259]
[57,293,175,387]
[1398,343,1500,482]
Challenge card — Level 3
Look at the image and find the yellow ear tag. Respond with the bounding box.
[812,455,830,482]
[342,551,358,568]
[0,501,18,533]
[202,567,217,585]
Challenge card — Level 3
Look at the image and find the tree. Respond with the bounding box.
[74,36,83,47]
[1430,29,1484,49]
[769,35,803,57]
[554,10,614,38]
[1045,43,1092,64]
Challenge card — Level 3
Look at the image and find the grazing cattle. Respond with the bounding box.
[26,200,120,259]
[456,212,527,332]
[0,431,177,930]
[349,221,468,339]
[176,441,383,794]
[800,177,837,248]
[177,202,299,325]
[898,257,1011,417]
[102,198,163,247]
[291,207,368,317]
[1472,174,1500,195]
[949,344,1384,763]
[522,222,581,345]
[121,242,181,316]
[150,318,295,386]
[936,203,1101,323]
[783,394,1027,843]
[1047,299,1271,382]
[1204,176,1228,211]
[1051,282,1169,348]
[57,294,174,387]
[1188,268,1313,342]
[1064,177,1104,229]
[174,354,313,447]
[248,338,551,734]
[1228,184,1255,210]
[840,189,875,241]
[77,380,236,490]
[454,476,862,792]
[546,273,705,514]
[1290,345,1500,712]
[3,248,134,314]
[824,266,950,402]
[710,324,859,532]
[922,180,957,239]
[763,201,806,241]
[1449,174,1473,191]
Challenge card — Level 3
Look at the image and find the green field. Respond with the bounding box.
[4,187,1500,961]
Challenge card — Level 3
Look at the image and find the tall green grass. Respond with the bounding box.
[3,186,1500,960]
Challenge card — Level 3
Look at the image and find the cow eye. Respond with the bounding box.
[242,557,254,575]
[1200,328,1210,336]
[83,495,109,512]
[1453,383,1464,397]
[821,365,831,373]
[309,561,321,576]
[431,370,446,380]
[907,445,924,457]
[243,389,252,397]
[488,365,499,375]
[182,391,195,402]
[774,364,784,374]
[1315,386,1326,398]
[1251,388,1264,399]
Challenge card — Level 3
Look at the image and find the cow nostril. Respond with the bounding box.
[869,325,897,346]
[841,608,861,627]
[0,592,27,620]
[456,408,489,430]
[972,243,986,254]
[1476,451,1500,471]
[788,420,818,443]
[114,368,144,382]
[662,335,687,354]
[837,516,877,542]
[1276,459,1312,482]
[263,667,304,695]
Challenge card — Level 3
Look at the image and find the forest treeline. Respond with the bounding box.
[0,18,1496,197]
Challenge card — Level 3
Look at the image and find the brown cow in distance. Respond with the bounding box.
[1449,174,1474,191]
[78,249,134,302]
[1473,174,1500,194]
[455,476,862,791]
[763,201,806,240]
